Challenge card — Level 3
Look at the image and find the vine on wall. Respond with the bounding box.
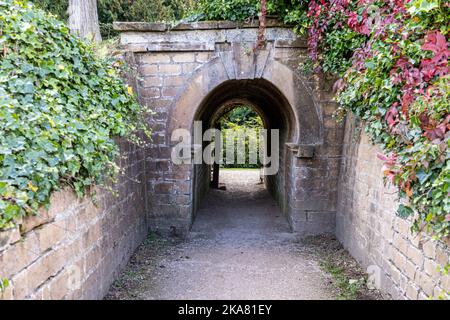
[195,0,449,240]
[297,0,449,239]
[0,0,148,230]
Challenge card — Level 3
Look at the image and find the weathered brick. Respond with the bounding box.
[423,258,441,278]
[195,52,212,63]
[36,223,66,252]
[393,233,408,255]
[158,64,181,75]
[405,282,419,300]
[422,240,436,259]
[162,86,180,97]
[85,245,101,272]
[403,259,417,280]
[20,210,49,234]
[13,248,66,299]
[141,53,171,64]
[181,63,200,73]
[441,274,450,292]
[47,188,77,219]
[392,249,407,273]
[154,182,174,194]
[0,232,39,279]
[140,87,160,98]
[416,271,435,297]
[0,227,20,251]
[142,76,163,87]
[163,76,185,87]
[172,53,195,63]
[140,64,158,75]
[82,220,101,248]
[407,246,424,268]
[435,246,449,267]
[47,269,70,300]
[394,217,410,235]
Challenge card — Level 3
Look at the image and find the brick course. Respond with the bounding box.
[336,114,450,299]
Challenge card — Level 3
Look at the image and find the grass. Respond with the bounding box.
[320,259,365,300]
[302,235,383,300]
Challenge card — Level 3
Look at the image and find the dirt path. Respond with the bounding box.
[105,170,336,300]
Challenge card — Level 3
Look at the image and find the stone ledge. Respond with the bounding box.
[122,42,215,53]
[275,38,308,48]
[114,18,292,32]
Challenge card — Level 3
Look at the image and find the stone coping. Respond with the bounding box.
[113,17,292,32]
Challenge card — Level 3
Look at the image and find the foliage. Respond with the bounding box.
[30,0,198,38]
[192,0,260,21]
[0,0,148,230]
[193,0,450,239]
[0,278,8,293]
[320,260,364,300]
[29,0,68,20]
[334,0,449,239]
[217,106,263,168]
[218,106,263,128]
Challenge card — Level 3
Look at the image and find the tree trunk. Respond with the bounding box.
[68,0,102,42]
[254,0,266,51]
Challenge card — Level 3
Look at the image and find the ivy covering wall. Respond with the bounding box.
[0,0,148,230]
[2,0,448,239]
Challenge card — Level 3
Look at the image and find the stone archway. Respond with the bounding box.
[115,19,342,237]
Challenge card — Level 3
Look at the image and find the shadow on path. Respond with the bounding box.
[105,170,335,300]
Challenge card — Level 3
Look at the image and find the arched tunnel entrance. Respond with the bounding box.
[126,21,341,237]
[190,79,296,230]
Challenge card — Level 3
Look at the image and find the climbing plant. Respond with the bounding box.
[193,0,449,239]
[294,0,449,239]
[0,0,148,230]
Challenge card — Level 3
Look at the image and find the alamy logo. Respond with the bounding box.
[170,121,280,175]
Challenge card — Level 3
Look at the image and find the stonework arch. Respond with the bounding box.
[116,20,342,237]
[167,53,323,147]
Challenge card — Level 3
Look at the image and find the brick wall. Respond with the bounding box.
[0,138,148,300]
[117,21,344,237]
[336,114,450,299]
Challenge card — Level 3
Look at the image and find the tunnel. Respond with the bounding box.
[190,78,297,228]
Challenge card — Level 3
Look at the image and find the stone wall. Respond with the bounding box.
[336,114,450,299]
[0,138,148,300]
[116,20,343,237]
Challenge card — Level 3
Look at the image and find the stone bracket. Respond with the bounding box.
[286,143,315,158]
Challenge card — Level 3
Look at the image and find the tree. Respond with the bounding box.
[68,0,102,42]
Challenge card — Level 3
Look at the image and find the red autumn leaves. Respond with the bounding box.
[421,31,449,81]
[388,31,449,142]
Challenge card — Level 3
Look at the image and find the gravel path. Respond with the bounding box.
[105,170,336,300]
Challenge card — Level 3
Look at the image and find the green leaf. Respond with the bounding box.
[397,204,414,218]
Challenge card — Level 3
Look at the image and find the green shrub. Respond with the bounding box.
[30,0,198,38]
[0,0,147,229]
[218,106,263,168]
[194,0,260,21]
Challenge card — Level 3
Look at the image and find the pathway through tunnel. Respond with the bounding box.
[192,169,290,239]
[105,170,335,300]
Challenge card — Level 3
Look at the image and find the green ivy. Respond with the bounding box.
[337,1,449,238]
[0,0,148,230]
[193,0,449,239]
